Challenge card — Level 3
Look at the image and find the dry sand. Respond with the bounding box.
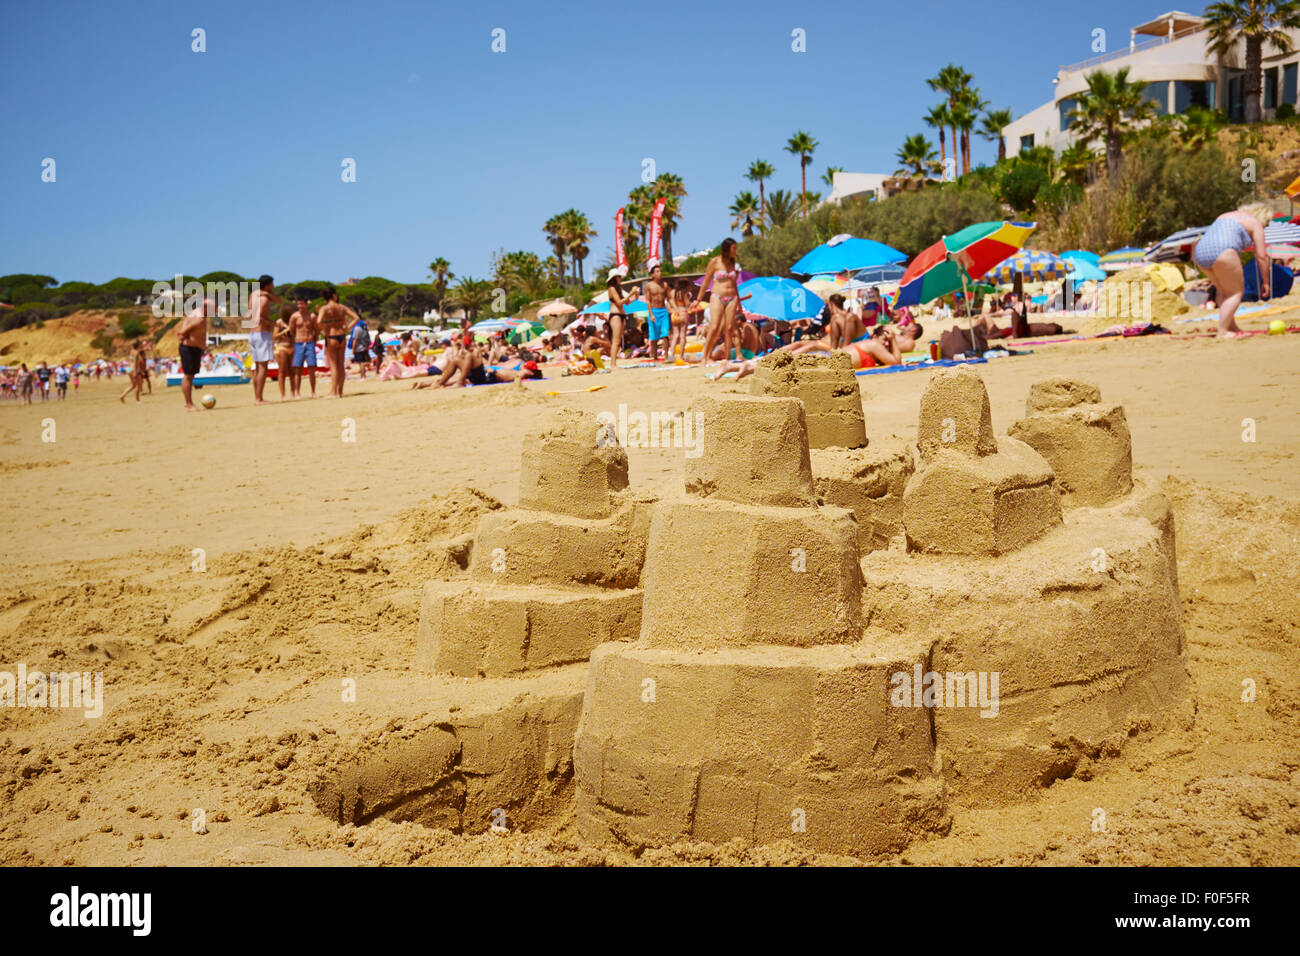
[1,329,1298,865]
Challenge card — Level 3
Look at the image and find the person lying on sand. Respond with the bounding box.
[838,322,923,369]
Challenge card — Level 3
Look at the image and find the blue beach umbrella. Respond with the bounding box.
[988,249,1071,283]
[1060,249,1100,265]
[1063,256,1106,282]
[737,276,825,320]
[791,234,906,277]
[852,262,907,284]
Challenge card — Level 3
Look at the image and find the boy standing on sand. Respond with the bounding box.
[245,275,282,405]
[289,296,319,398]
[176,296,213,411]
[644,264,671,363]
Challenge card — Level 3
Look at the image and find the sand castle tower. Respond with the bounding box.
[417,409,651,677]
[750,351,913,553]
[862,368,1191,800]
[574,393,949,855]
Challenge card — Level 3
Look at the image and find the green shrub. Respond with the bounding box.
[119,316,147,338]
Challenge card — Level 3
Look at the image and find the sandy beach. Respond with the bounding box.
[1,329,1297,865]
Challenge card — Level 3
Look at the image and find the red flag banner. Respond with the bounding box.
[648,198,666,268]
[615,207,627,275]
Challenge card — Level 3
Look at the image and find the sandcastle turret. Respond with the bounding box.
[1006,377,1133,507]
[417,409,650,677]
[751,352,915,553]
[574,393,949,856]
[903,366,1062,555]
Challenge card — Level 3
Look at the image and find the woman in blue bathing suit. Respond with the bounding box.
[1192,203,1272,338]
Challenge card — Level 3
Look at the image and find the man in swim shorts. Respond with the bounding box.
[176,295,213,410]
[245,275,282,406]
[645,264,671,362]
[288,296,319,397]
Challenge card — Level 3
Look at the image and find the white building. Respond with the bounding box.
[824,172,892,204]
[1004,9,1300,154]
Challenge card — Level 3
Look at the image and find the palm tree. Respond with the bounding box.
[1206,1,1300,123]
[765,189,798,228]
[924,104,952,177]
[626,184,654,247]
[729,191,762,236]
[449,277,494,319]
[543,214,570,285]
[561,209,596,284]
[821,165,844,188]
[1055,142,1097,185]
[652,172,687,264]
[1068,67,1156,178]
[927,63,974,168]
[427,257,453,319]
[979,108,1013,164]
[895,134,939,178]
[953,87,986,174]
[784,131,819,219]
[746,159,775,223]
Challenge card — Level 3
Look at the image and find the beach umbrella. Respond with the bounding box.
[1062,256,1107,282]
[791,234,906,277]
[1144,226,1208,263]
[988,249,1071,283]
[1060,249,1100,265]
[470,318,512,332]
[853,262,906,285]
[1264,220,1300,244]
[1099,246,1145,271]
[894,220,1037,307]
[1267,243,1300,259]
[536,300,577,317]
[736,276,825,321]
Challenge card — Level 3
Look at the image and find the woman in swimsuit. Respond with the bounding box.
[606,271,635,370]
[695,238,743,366]
[667,279,692,364]
[1192,202,1272,338]
[317,285,362,397]
[783,294,856,354]
[273,308,295,399]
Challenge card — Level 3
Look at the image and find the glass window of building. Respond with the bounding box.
[1142,82,1168,115]
[1173,80,1213,112]
[1058,97,1077,132]
[1019,133,1035,151]
[1265,67,1279,109]
[1285,63,1298,105]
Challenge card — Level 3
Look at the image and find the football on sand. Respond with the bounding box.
[201,394,217,409]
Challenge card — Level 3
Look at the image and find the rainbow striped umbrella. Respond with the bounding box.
[988,249,1071,283]
[1099,246,1145,271]
[894,220,1037,306]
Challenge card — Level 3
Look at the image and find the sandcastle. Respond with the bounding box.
[416,408,652,677]
[316,366,1192,853]
[574,393,950,855]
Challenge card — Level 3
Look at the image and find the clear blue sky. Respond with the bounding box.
[1,0,1180,284]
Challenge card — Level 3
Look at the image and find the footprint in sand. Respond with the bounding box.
[1198,565,1257,604]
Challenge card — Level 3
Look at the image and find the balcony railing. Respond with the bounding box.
[1060,24,1205,74]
